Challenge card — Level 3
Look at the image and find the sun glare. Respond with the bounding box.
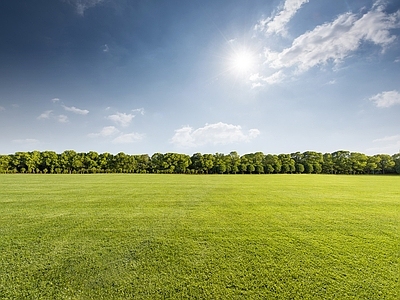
[229,49,256,76]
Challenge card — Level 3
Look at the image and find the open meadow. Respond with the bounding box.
[0,174,399,299]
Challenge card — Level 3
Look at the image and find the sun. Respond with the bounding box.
[213,39,261,83]
[229,48,256,76]
[232,51,253,71]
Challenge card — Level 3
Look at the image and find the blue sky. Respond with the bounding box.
[1,0,399,155]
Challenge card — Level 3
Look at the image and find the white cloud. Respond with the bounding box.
[51,98,60,103]
[107,112,135,127]
[250,70,285,87]
[368,134,400,154]
[57,115,69,123]
[263,5,400,73]
[112,132,144,144]
[37,110,53,120]
[255,0,309,36]
[107,109,143,127]
[170,122,260,148]
[88,126,120,138]
[66,0,104,16]
[132,108,145,115]
[251,82,264,89]
[370,90,400,108]
[249,70,286,88]
[170,126,196,147]
[12,138,39,144]
[373,134,400,143]
[102,44,109,53]
[62,105,89,115]
[248,129,261,139]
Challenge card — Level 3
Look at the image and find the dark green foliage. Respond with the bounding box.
[0,150,399,174]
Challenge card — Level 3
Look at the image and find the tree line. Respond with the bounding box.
[0,150,399,175]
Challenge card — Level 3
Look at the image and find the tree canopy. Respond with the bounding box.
[0,150,399,175]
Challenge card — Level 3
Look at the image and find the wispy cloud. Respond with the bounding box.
[107,109,144,127]
[62,105,89,115]
[37,110,53,120]
[57,115,69,123]
[255,0,309,36]
[12,138,39,144]
[373,134,400,143]
[65,0,104,16]
[88,126,120,138]
[132,108,145,115]
[102,44,109,53]
[112,132,144,144]
[368,134,400,154]
[250,71,286,87]
[0,106,5,111]
[37,110,73,123]
[170,122,260,148]
[370,90,400,108]
[260,4,400,77]
[107,112,135,127]
[51,98,60,103]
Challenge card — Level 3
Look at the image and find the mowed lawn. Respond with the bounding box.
[0,175,398,299]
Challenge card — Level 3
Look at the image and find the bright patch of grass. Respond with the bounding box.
[0,175,399,299]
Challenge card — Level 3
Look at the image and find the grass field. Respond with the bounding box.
[0,174,399,299]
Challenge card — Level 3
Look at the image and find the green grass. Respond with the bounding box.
[0,174,399,299]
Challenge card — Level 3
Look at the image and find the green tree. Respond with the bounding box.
[322,153,334,174]
[98,152,113,172]
[135,154,150,173]
[190,153,204,174]
[375,154,395,174]
[176,154,191,173]
[228,151,240,174]
[332,150,351,174]
[27,151,41,173]
[392,153,400,174]
[202,154,215,174]
[0,155,10,173]
[313,163,322,174]
[290,152,303,164]
[151,153,165,173]
[84,151,99,173]
[366,155,380,174]
[263,154,281,173]
[40,151,59,174]
[304,163,314,174]
[113,152,127,173]
[296,163,305,174]
[278,154,295,174]
[213,153,227,174]
[12,152,32,173]
[349,152,367,174]
[247,164,255,174]
[60,150,78,174]
[253,152,265,174]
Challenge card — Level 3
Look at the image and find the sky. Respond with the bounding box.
[1,0,400,156]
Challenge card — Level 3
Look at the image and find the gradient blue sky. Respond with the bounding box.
[1,0,399,155]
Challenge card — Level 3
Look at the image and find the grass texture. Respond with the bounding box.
[0,174,399,299]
